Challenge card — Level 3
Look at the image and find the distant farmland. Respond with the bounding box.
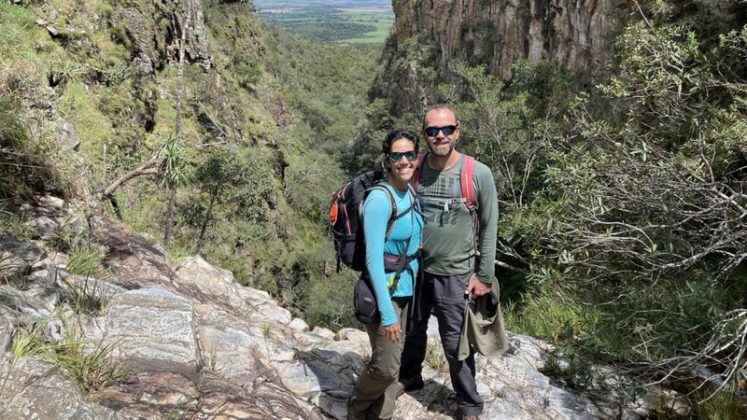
[254,1,394,44]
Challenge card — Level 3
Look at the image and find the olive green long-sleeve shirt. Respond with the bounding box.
[417,154,498,282]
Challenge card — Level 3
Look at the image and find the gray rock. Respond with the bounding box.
[176,255,246,310]
[92,287,199,378]
[26,216,59,240]
[0,308,14,352]
[36,194,65,210]
[0,285,51,319]
[56,120,81,151]
[312,326,335,340]
[0,251,28,280]
[196,305,269,382]
[0,356,118,419]
[288,317,310,332]
[57,270,127,301]
[251,301,293,325]
[0,235,47,279]
[89,213,177,289]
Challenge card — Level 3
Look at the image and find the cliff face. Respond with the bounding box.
[393,0,629,78]
[376,0,631,115]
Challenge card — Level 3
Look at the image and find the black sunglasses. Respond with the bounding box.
[424,125,458,137]
[387,150,418,162]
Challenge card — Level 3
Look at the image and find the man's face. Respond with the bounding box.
[423,108,459,158]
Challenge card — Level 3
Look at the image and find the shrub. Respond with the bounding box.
[0,94,59,198]
[10,316,129,392]
[533,20,747,383]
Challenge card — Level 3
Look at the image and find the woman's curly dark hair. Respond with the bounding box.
[381,129,419,155]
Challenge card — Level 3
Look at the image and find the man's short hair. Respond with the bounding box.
[422,104,459,131]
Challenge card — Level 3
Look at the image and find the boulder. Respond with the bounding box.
[175,255,246,310]
[91,287,199,378]
[0,356,118,419]
[26,216,59,240]
[0,235,47,279]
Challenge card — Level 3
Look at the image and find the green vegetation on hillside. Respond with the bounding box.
[0,0,379,330]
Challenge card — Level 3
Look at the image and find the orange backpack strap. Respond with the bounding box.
[461,154,476,208]
[412,152,428,191]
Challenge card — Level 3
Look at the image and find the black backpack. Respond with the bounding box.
[329,171,419,323]
[329,169,387,272]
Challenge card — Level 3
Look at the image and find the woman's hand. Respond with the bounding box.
[381,322,401,343]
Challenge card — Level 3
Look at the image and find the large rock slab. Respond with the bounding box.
[0,356,118,419]
[176,255,249,310]
[89,213,178,289]
[93,287,199,378]
[196,305,278,382]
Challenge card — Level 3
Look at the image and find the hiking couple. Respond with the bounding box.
[348,104,507,420]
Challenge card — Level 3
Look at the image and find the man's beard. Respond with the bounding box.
[429,141,454,157]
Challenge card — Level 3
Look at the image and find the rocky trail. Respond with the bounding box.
[0,196,673,419]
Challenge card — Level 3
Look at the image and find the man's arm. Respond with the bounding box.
[474,163,498,284]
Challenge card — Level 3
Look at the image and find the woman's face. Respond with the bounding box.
[386,138,417,183]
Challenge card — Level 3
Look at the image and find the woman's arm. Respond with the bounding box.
[363,188,398,326]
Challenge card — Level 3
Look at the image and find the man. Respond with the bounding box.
[399,104,499,420]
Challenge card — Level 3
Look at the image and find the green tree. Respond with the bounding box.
[158,135,191,244]
[536,20,747,383]
[193,152,237,247]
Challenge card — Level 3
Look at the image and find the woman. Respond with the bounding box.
[348,129,424,420]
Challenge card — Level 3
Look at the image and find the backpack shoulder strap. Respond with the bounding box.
[460,154,476,208]
[406,183,421,214]
[412,153,428,191]
[367,184,398,238]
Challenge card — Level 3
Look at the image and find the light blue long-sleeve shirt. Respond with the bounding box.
[362,183,423,326]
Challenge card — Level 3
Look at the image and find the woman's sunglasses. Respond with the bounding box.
[424,125,457,137]
[387,150,418,162]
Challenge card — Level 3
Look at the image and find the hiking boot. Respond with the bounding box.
[399,375,424,392]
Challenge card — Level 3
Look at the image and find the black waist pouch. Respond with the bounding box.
[353,253,417,324]
[353,274,378,324]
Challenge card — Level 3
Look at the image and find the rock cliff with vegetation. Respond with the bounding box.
[1,0,379,330]
[373,0,630,116]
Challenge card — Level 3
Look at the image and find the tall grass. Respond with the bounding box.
[61,244,110,314]
[0,201,31,238]
[52,327,130,392]
[9,316,129,392]
[65,244,104,278]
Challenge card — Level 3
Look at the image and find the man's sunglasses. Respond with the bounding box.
[387,150,418,162]
[424,125,458,137]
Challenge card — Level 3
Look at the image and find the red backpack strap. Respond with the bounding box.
[412,153,428,191]
[460,154,476,208]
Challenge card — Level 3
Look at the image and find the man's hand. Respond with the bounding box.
[465,275,491,299]
[382,322,401,343]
